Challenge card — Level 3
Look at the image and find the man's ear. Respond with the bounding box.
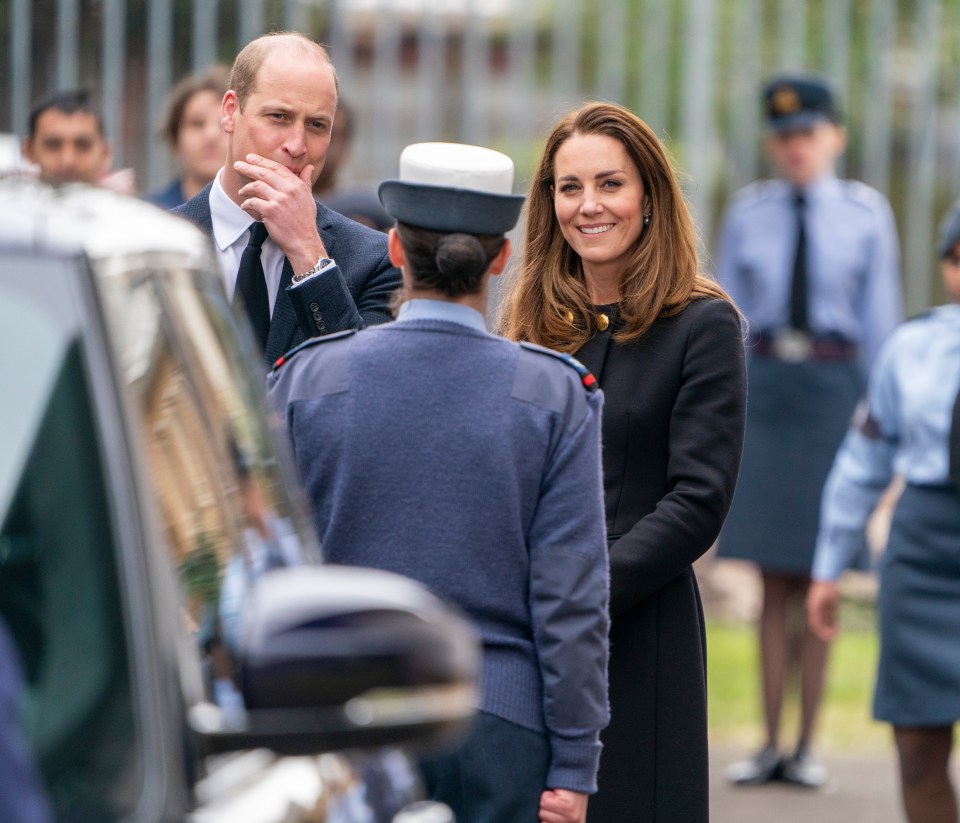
[489,238,512,276]
[221,90,239,134]
[21,137,35,164]
[832,125,848,157]
[387,227,405,268]
[99,142,113,177]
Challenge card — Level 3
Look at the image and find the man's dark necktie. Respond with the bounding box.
[789,190,809,331]
[949,384,960,489]
[234,222,271,350]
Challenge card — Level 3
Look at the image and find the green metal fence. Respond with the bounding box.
[3,0,959,311]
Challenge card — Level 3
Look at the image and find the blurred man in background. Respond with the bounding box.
[22,91,112,187]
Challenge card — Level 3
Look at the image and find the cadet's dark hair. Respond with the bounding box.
[27,90,104,140]
[396,222,505,298]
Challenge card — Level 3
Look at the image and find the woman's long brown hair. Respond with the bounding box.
[497,101,732,351]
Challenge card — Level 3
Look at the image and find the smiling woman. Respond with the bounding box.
[498,101,747,823]
[551,132,646,302]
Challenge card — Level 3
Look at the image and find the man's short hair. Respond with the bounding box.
[158,66,230,146]
[27,90,105,140]
[229,32,339,110]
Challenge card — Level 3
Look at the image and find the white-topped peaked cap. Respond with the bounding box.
[399,142,515,193]
[379,141,525,235]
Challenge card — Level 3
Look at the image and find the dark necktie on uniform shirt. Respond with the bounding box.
[949,384,960,488]
[234,222,271,351]
[789,190,810,331]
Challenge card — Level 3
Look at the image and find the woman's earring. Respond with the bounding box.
[643,213,651,226]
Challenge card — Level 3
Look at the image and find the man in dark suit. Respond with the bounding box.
[173,32,400,365]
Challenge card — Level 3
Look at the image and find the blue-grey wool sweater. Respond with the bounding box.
[267,305,610,793]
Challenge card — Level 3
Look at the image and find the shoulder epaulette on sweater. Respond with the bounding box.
[271,329,356,372]
[520,341,599,393]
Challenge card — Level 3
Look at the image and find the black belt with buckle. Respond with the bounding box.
[753,330,857,363]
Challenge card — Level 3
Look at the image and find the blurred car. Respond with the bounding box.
[0,180,478,822]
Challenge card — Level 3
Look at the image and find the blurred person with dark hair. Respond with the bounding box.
[147,67,230,209]
[717,74,903,788]
[173,32,400,366]
[807,201,960,823]
[22,90,112,187]
[311,99,392,232]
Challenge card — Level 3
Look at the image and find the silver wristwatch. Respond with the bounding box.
[292,256,335,284]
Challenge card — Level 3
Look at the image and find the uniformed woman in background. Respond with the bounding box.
[807,202,960,823]
[716,74,903,788]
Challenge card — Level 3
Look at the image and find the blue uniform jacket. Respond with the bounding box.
[813,304,960,579]
[267,300,611,793]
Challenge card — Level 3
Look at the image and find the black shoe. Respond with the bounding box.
[726,746,784,785]
[781,748,827,788]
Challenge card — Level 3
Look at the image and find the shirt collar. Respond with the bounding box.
[792,173,839,204]
[396,299,487,332]
[210,168,257,251]
[933,302,960,325]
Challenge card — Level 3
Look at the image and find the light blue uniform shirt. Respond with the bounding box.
[715,175,903,371]
[812,304,960,580]
[396,298,487,332]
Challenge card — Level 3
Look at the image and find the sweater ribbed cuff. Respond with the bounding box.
[547,733,602,794]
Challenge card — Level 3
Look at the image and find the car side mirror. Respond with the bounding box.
[190,566,479,756]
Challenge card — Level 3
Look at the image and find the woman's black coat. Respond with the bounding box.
[577,298,746,823]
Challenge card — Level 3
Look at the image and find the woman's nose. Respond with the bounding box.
[580,191,602,214]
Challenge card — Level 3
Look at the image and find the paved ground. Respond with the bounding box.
[698,552,905,821]
[710,746,902,822]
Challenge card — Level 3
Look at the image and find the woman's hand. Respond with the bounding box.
[539,789,588,823]
[806,580,842,642]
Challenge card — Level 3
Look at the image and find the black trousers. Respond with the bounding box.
[420,711,550,822]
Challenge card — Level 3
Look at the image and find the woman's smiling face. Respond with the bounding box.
[552,132,648,285]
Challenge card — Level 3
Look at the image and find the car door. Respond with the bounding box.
[0,183,474,823]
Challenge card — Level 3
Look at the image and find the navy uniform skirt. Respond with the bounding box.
[718,353,862,574]
[874,484,960,725]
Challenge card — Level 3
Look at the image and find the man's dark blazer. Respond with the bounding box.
[173,182,401,365]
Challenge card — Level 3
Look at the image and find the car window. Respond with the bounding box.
[100,259,320,706]
[0,256,142,821]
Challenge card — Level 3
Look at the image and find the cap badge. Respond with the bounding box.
[771,87,801,115]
